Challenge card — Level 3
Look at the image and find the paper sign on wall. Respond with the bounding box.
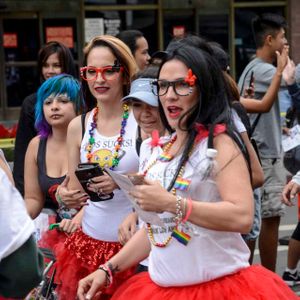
[84,18,104,44]
[46,26,74,48]
[3,33,18,48]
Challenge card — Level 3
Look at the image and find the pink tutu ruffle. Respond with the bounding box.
[112,265,299,300]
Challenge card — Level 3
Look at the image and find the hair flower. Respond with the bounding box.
[184,69,197,86]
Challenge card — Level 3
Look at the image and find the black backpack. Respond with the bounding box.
[232,101,262,165]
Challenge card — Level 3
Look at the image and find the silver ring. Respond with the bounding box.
[97,188,104,197]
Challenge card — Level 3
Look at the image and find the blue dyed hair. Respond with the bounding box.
[35,74,85,137]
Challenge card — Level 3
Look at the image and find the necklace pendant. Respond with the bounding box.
[157,152,173,162]
[173,177,191,191]
[171,226,191,246]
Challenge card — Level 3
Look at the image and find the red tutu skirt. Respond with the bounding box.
[54,229,135,300]
[112,265,299,300]
[38,229,67,251]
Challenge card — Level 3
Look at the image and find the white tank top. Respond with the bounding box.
[139,136,250,286]
[80,109,139,241]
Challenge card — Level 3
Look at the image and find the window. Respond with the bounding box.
[85,9,159,54]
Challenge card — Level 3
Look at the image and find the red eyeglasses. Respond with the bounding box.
[80,65,124,81]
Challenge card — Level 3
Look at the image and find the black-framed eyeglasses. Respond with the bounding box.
[151,79,193,97]
[80,65,124,81]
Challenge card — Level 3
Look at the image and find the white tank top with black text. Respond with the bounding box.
[80,109,139,241]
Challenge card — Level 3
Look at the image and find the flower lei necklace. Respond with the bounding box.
[86,103,129,169]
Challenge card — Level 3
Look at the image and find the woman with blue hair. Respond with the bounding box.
[24,74,88,243]
[14,41,78,196]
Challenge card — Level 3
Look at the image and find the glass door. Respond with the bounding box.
[0,13,40,120]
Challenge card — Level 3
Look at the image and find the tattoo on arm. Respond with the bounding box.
[107,262,120,275]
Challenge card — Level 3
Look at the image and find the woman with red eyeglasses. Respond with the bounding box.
[53,35,139,300]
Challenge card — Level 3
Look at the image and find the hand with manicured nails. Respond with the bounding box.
[87,173,118,195]
[129,178,174,213]
[77,269,107,300]
[57,175,89,208]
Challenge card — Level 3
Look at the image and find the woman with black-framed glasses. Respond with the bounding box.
[77,42,297,300]
[53,35,140,300]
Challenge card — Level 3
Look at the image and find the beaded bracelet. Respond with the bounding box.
[98,264,113,288]
[182,198,193,223]
[175,196,183,225]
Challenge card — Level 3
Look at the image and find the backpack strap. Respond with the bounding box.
[249,113,262,136]
[231,101,251,137]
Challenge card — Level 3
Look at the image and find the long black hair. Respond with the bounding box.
[156,43,249,190]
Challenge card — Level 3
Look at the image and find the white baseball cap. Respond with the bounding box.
[121,78,158,107]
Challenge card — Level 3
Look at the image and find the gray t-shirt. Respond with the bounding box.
[238,57,286,159]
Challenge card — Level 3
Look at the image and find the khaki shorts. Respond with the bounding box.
[243,188,261,241]
[260,157,286,218]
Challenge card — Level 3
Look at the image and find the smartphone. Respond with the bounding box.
[75,163,113,202]
[249,71,254,88]
[75,163,104,180]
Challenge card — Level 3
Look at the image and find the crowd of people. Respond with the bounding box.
[1,12,300,300]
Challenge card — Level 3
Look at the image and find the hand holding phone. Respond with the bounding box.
[244,71,255,98]
[249,71,254,88]
[75,163,114,202]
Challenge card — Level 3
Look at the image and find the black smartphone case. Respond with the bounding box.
[75,163,114,202]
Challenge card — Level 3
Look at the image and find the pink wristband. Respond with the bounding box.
[182,198,193,223]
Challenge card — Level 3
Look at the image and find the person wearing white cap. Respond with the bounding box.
[121,69,166,143]
[118,66,170,248]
